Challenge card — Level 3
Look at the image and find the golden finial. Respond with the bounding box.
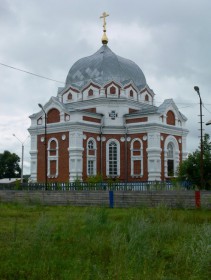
[100,12,109,44]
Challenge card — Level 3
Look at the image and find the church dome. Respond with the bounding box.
[65,44,146,89]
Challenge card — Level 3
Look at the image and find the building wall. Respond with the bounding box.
[160,133,183,180]
[82,132,148,182]
[36,128,184,183]
[37,132,69,182]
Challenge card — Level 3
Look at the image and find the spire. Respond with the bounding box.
[100,12,109,45]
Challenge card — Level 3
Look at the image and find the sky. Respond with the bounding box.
[1,0,211,175]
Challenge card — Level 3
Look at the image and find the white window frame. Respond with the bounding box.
[164,136,180,178]
[47,137,59,178]
[130,138,143,177]
[106,139,120,177]
[87,138,97,176]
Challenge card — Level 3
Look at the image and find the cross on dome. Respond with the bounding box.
[100,12,109,45]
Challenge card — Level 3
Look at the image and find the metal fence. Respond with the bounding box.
[0,180,194,191]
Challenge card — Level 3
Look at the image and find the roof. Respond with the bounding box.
[65,44,146,89]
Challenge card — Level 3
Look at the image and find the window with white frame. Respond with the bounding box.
[131,139,143,177]
[87,138,96,176]
[164,136,180,178]
[48,138,59,178]
[106,139,120,177]
[167,142,174,176]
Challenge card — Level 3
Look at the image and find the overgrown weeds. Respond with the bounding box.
[0,203,211,279]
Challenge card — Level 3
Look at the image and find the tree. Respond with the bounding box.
[0,150,21,179]
[178,134,211,189]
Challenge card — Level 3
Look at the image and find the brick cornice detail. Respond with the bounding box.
[83,116,101,123]
[126,117,148,124]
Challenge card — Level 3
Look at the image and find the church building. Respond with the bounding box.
[28,13,188,183]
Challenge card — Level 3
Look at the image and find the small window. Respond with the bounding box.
[88,160,94,176]
[166,110,175,125]
[87,138,97,176]
[145,95,149,102]
[110,86,116,94]
[49,140,57,156]
[131,139,143,177]
[130,90,133,97]
[88,89,93,96]
[68,93,72,100]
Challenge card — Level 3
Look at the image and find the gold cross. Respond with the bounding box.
[100,12,109,32]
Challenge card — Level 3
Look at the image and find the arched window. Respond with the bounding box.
[145,94,149,102]
[164,136,180,178]
[110,86,116,94]
[130,90,133,97]
[167,143,174,176]
[68,93,72,100]
[131,139,143,177]
[88,89,93,96]
[87,138,96,176]
[47,108,60,123]
[48,138,59,178]
[166,110,175,125]
[106,139,120,177]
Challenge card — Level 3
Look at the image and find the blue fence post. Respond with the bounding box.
[109,190,114,208]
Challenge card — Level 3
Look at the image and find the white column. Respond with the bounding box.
[146,132,162,181]
[68,130,84,182]
[29,134,38,182]
[182,136,188,160]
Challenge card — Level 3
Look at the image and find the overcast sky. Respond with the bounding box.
[1,0,211,175]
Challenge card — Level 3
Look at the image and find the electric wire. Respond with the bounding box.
[0,62,65,84]
[1,61,211,112]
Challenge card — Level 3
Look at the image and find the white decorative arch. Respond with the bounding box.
[106,139,120,177]
[164,135,180,177]
[130,138,143,177]
[47,137,59,178]
[87,137,97,176]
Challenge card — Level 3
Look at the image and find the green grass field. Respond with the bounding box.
[0,203,211,280]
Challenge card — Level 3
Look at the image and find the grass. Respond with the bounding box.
[0,203,211,279]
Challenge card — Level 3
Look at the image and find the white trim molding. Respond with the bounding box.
[47,137,59,178]
[87,137,97,176]
[130,138,143,177]
[164,135,180,178]
[106,138,120,177]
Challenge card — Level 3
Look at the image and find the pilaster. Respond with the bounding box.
[68,130,84,182]
[29,135,38,182]
[146,132,162,181]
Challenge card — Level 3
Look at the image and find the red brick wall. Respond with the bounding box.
[37,132,69,182]
[126,117,148,124]
[166,110,175,125]
[47,108,60,123]
[82,132,148,182]
[129,133,148,181]
[83,116,101,123]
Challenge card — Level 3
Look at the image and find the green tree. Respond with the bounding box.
[178,134,211,189]
[0,150,21,179]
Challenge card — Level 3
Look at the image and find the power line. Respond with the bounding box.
[1,62,211,111]
[202,104,211,114]
[0,62,65,84]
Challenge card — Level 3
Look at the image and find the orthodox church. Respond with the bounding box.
[28,13,188,183]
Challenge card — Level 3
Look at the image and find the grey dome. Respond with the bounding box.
[65,45,146,89]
